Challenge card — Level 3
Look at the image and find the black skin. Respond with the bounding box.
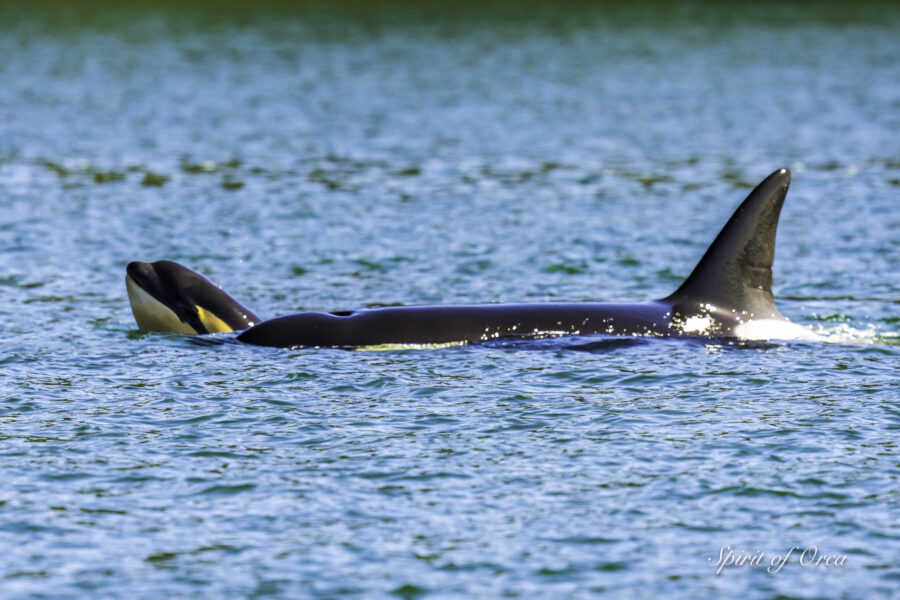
[127,260,259,334]
[129,168,793,348]
[234,301,734,347]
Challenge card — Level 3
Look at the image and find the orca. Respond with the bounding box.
[125,260,259,335]
[125,168,816,348]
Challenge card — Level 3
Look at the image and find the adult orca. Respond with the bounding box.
[125,168,816,348]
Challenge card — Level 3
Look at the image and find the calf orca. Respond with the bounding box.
[125,168,816,348]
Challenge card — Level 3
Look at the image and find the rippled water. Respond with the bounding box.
[1,3,898,599]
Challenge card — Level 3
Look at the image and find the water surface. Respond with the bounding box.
[0,3,898,598]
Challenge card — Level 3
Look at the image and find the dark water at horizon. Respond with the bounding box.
[0,3,898,599]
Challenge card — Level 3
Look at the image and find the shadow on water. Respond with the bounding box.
[177,331,822,353]
[471,334,784,353]
[484,335,655,353]
[187,332,657,353]
[184,334,241,347]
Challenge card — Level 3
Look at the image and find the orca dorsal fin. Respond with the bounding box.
[663,168,791,319]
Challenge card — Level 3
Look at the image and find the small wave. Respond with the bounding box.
[810,322,899,345]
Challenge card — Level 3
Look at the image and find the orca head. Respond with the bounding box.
[126,260,260,334]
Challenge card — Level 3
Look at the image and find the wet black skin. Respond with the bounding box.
[128,168,793,348]
[234,301,743,347]
[126,260,260,334]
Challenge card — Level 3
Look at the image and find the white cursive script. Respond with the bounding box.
[708,545,847,575]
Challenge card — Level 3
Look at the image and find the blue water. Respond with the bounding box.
[1,3,898,598]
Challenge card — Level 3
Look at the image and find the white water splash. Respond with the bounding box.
[808,322,897,345]
[733,319,822,341]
